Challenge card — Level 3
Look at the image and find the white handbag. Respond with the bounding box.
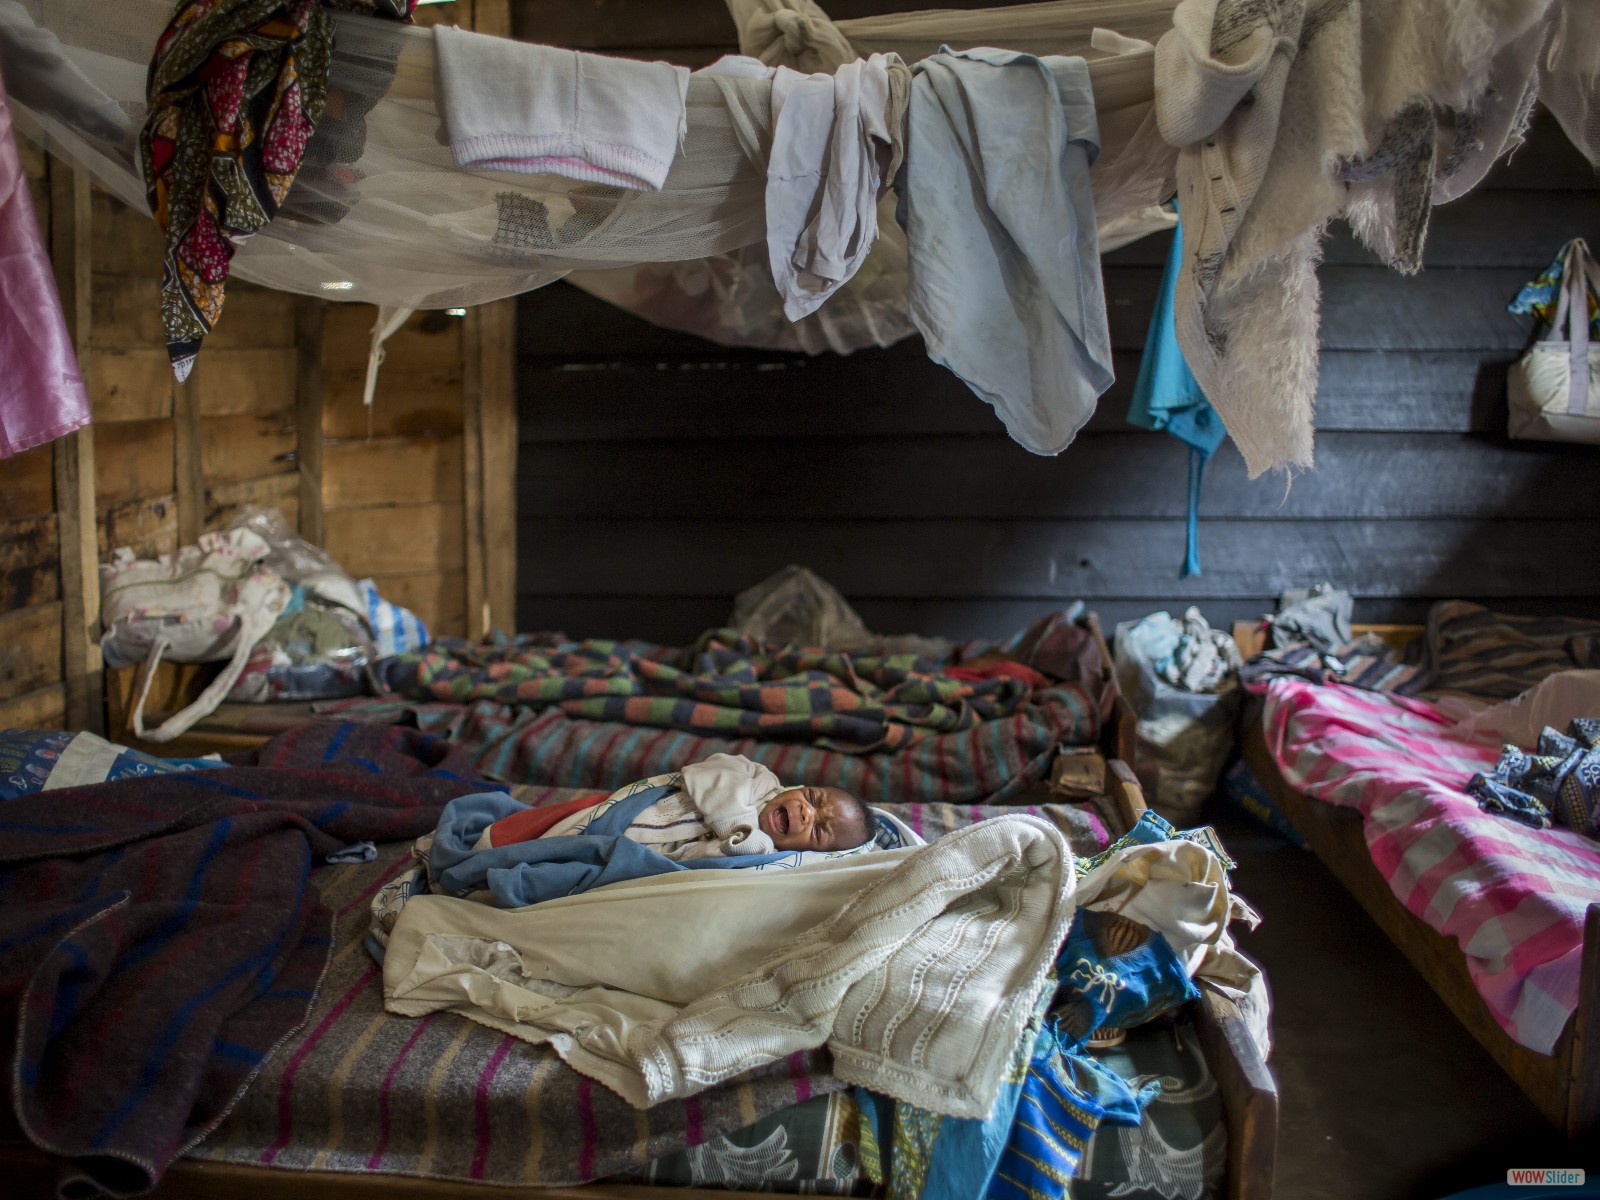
[99,529,293,742]
[1508,237,1600,443]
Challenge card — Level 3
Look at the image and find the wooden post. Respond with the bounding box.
[460,306,489,638]
[294,297,326,546]
[462,0,518,638]
[479,299,518,634]
[47,160,103,734]
[173,370,203,545]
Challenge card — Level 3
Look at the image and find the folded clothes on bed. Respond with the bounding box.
[369,629,1037,752]
[1466,717,1600,835]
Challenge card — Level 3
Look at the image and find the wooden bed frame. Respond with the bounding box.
[1,757,1277,1200]
[1241,720,1600,1142]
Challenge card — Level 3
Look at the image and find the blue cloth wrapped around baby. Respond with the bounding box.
[424,786,809,908]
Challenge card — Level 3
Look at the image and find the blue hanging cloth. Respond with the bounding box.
[1127,207,1224,576]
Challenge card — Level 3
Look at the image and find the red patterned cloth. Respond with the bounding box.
[140,0,415,380]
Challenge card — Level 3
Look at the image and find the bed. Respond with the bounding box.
[1238,612,1600,1142]
[104,610,1136,805]
[0,725,1275,1200]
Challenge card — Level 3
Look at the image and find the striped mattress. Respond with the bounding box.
[1260,677,1600,1055]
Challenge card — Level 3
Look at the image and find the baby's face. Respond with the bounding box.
[759,786,869,852]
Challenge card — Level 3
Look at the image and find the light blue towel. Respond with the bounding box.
[1128,209,1224,576]
[902,47,1111,456]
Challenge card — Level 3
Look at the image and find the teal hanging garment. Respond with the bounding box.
[1127,208,1225,576]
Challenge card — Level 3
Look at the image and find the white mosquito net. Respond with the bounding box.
[0,0,1182,358]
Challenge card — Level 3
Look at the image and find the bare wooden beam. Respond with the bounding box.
[294,296,326,546]
[173,371,203,543]
[47,159,103,733]
[460,307,488,639]
[479,299,518,634]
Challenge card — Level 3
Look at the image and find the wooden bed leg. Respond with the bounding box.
[1105,759,1148,831]
[1193,983,1278,1200]
[1567,903,1600,1142]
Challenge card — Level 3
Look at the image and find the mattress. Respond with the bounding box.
[1260,677,1600,1054]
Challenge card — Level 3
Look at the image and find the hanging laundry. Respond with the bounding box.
[1127,206,1222,576]
[433,26,689,191]
[140,0,418,383]
[902,47,1112,456]
[765,54,907,321]
[1155,0,1562,476]
[0,65,89,457]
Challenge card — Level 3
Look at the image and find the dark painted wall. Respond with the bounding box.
[515,97,1600,644]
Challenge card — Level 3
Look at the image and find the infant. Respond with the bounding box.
[476,752,875,860]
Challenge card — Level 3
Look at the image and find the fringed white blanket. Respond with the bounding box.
[383,814,1074,1118]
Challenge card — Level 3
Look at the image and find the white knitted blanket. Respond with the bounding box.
[383,814,1074,1118]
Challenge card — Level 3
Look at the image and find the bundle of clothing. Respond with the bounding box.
[141,0,417,381]
[1467,718,1600,835]
[1242,598,1600,697]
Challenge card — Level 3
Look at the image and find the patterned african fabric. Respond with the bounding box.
[1466,718,1600,836]
[987,1036,1103,1200]
[140,0,415,382]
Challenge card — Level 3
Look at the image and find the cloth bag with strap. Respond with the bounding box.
[99,528,292,742]
[1508,237,1600,442]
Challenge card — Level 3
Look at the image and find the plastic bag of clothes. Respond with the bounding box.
[728,564,950,659]
[221,508,428,701]
[1114,608,1242,824]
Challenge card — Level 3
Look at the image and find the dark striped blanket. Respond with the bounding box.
[330,680,1100,804]
[0,724,488,1196]
[371,629,1037,752]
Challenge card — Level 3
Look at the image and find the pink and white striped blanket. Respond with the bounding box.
[1261,678,1600,1055]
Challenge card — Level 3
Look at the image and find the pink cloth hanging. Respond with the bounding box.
[0,68,89,459]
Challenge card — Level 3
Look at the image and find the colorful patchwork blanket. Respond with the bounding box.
[0,723,487,1195]
[1261,678,1600,1054]
[371,630,1037,753]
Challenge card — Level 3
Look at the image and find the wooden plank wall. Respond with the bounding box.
[0,0,520,729]
[512,0,1600,642]
[0,139,67,729]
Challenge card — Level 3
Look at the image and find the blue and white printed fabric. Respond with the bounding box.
[359,577,430,655]
[0,729,221,799]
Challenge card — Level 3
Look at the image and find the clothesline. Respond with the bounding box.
[3,0,1598,474]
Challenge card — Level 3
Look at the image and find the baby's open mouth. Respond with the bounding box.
[771,804,791,835]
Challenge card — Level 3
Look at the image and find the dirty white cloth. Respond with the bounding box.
[903,47,1111,456]
[1156,0,1569,477]
[434,25,689,190]
[383,814,1074,1117]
